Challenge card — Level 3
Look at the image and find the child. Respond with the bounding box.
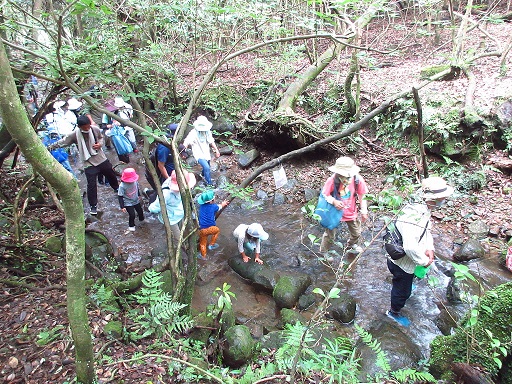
[197,190,229,259]
[233,223,269,264]
[118,168,144,231]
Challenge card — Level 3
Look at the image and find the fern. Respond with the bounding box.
[237,363,277,384]
[275,322,314,371]
[355,324,391,373]
[129,270,194,340]
[393,368,436,383]
[90,284,120,313]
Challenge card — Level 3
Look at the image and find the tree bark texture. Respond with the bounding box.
[0,39,96,384]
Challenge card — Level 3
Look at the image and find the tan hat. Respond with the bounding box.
[328,157,360,177]
[193,115,213,131]
[421,177,454,200]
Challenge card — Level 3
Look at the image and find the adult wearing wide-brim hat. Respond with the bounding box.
[385,176,455,327]
[148,170,197,244]
[67,97,83,111]
[319,156,369,255]
[182,115,221,186]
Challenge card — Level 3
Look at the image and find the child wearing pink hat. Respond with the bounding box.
[118,168,144,231]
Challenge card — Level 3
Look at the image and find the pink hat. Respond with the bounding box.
[169,170,196,192]
[121,168,139,183]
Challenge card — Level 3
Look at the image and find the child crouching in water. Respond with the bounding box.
[197,190,229,259]
[118,168,144,232]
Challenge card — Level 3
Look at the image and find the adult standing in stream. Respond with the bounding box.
[48,115,119,215]
[319,156,369,254]
[386,176,454,327]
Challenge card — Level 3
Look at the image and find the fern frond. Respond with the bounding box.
[355,324,391,373]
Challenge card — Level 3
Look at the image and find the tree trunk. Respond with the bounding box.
[0,39,96,384]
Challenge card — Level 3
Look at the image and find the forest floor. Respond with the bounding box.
[1,6,512,384]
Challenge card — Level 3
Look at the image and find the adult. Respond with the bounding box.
[67,97,83,118]
[386,176,454,327]
[183,115,220,186]
[148,170,196,242]
[48,115,119,215]
[113,96,137,152]
[233,223,269,264]
[46,100,76,136]
[319,157,369,254]
[145,124,178,190]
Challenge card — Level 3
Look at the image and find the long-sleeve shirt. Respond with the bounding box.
[390,203,434,274]
[233,224,262,254]
[148,178,184,225]
[183,129,214,161]
[52,127,106,167]
[117,181,140,208]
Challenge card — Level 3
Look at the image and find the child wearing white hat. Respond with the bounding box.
[233,223,269,264]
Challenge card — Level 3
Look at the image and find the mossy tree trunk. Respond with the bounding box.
[0,40,95,384]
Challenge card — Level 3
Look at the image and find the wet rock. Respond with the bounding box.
[281,178,297,191]
[304,188,318,202]
[216,174,229,189]
[446,276,463,303]
[273,192,286,205]
[298,293,316,310]
[357,320,422,378]
[326,293,357,324]
[278,308,306,329]
[273,273,312,308]
[237,149,259,168]
[256,189,268,200]
[253,268,281,290]
[104,320,123,339]
[453,239,485,262]
[241,199,265,209]
[222,325,256,368]
[228,256,267,281]
[196,261,226,286]
[45,235,63,253]
[435,305,462,335]
[190,312,215,343]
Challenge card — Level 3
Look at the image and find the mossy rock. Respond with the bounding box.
[222,325,256,368]
[420,64,451,79]
[220,305,236,334]
[104,320,123,339]
[273,273,312,309]
[429,282,512,380]
[189,312,215,343]
[45,235,63,253]
[277,308,306,329]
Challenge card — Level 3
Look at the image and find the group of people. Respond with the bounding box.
[318,156,454,327]
[45,95,453,326]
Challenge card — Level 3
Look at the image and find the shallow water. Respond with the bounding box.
[79,148,511,366]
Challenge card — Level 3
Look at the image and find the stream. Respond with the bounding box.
[82,149,511,372]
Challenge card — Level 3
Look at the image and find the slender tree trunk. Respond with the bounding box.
[0,39,95,384]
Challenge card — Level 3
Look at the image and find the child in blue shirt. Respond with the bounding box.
[197,190,228,259]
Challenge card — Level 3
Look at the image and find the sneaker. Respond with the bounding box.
[197,253,206,260]
[128,227,135,232]
[386,310,411,327]
[90,206,97,215]
[142,188,150,199]
[208,244,219,250]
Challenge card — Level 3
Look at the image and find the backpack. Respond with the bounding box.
[383,219,428,260]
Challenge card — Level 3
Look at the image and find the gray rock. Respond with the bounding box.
[218,146,233,156]
[326,293,357,324]
[212,116,235,134]
[260,330,287,350]
[273,192,286,205]
[298,293,316,311]
[256,189,268,200]
[304,188,318,202]
[253,268,281,290]
[453,238,485,262]
[238,149,259,168]
[273,273,312,308]
[496,100,512,126]
[216,175,229,189]
[446,276,463,303]
[282,178,297,191]
[278,308,306,329]
[435,305,461,335]
[467,220,489,240]
[186,156,198,167]
[222,325,256,368]
[228,256,279,290]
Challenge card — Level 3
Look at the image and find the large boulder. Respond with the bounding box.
[453,239,485,262]
[228,256,280,290]
[222,325,256,368]
[326,293,357,324]
[237,149,259,168]
[273,273,312,308]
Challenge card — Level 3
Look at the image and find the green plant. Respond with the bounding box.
[37,325,65,346]
[128,269,194,340]
[90,284,120,313]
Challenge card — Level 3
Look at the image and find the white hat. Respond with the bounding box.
[53,100,66,109]
[247,223,269,241]
[114,97,126,108]
[67,98,83,110]
[193,115,213,131]
[420,177,454,200]
[328,157,360,177]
